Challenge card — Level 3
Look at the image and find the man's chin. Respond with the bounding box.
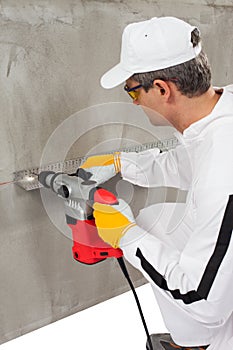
[141,106,171,126]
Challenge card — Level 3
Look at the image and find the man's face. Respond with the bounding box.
[125,78,171,126]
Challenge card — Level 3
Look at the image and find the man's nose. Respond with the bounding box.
[133,99,140,105]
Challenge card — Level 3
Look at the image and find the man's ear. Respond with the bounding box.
[153,79,171,98]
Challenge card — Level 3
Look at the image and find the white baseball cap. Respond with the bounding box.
[100,17,201,89]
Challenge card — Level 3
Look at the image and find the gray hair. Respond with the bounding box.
[132,29,212,98]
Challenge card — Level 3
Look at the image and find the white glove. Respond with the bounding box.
[93,199,136,248]
[80,153,121,186]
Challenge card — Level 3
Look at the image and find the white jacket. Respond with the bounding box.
[119,85,233,349]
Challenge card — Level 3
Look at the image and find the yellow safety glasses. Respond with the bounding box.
[124,84,143,100]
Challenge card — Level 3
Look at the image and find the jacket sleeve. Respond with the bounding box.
[120,144,193,190]
[120,133,233,325]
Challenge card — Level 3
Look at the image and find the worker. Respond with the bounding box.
[80,17,233,350]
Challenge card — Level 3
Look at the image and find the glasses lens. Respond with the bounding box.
[124,84,142,100]
[128,90,139,100]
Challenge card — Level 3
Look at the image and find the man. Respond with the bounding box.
[81,17,233,350]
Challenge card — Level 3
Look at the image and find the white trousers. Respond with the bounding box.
[136,203,233,350]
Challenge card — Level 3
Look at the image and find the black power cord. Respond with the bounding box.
[117,257,154,350]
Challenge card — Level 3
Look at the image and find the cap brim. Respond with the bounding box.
[100,63,133,89]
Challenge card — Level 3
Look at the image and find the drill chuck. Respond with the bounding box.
[38,170,95,201]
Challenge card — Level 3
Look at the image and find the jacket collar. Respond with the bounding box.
[174,85,233,142]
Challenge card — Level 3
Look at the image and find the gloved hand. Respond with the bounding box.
[93,199,136,248]
[80,153,121,186]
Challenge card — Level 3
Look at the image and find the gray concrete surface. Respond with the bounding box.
[0,0,233,345]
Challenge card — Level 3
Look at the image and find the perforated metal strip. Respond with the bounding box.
[13,137,179,191]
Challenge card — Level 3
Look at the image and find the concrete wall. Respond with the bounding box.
[0,0,233,345]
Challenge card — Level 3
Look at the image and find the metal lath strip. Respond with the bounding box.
[13,137,179,191]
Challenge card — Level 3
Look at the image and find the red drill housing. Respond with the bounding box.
[66,188,123,264]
